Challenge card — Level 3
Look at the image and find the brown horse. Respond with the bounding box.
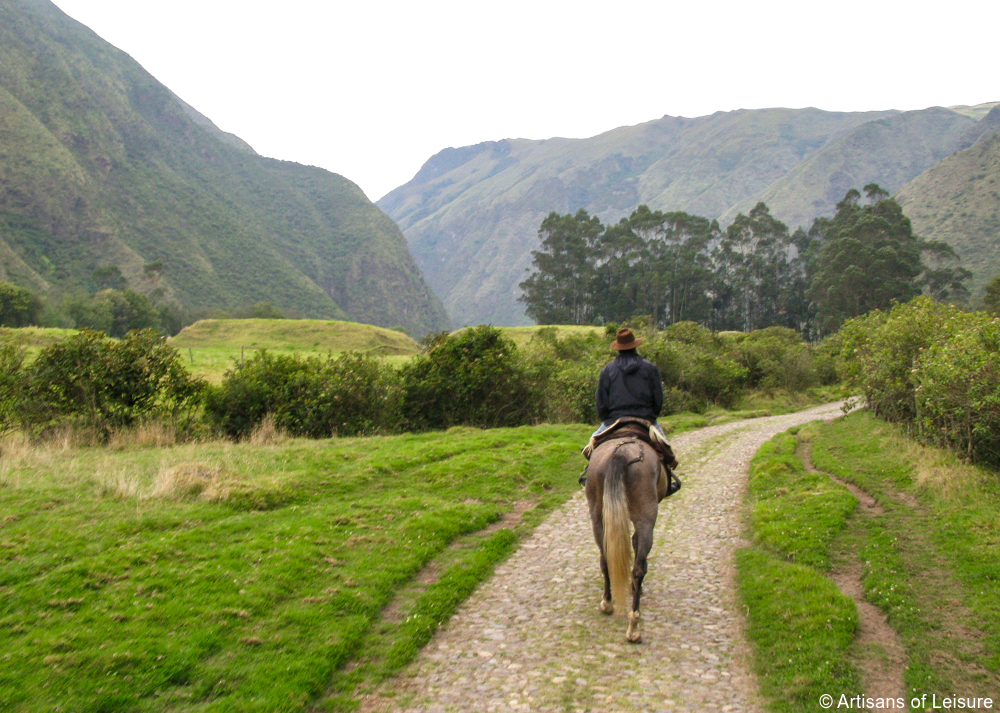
[585,436,665,643]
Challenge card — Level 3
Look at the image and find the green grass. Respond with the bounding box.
[0,326,79,362]
[451,324,605,350]
[811,412,1000,700]
[737,549,859,712]
[739,411,1000,712]
[168,319,421,382]
[745,428,857,570]
[0,321,420,383]
[0,422,591,712]
[169,319,420,383]
[737,426,861,712]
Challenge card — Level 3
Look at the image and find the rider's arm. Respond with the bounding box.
[596,367,611,422]
[649,363,663,418]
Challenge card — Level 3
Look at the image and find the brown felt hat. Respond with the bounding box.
[610,327,643,351]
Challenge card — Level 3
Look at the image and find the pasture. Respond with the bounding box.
[0,423,596,712]
[168,319,422,382]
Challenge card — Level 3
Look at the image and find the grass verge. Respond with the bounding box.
[739,410,1000,712]
[811,412,1000,702]
[737,426,861,712]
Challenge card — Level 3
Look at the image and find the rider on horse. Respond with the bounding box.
[581,327,679,498]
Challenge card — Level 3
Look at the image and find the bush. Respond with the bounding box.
[839,297,966,423]
[0,282,42,328]
[66,288,163,338]
[643,334,747,407]
[19,329,203,435]
[0,342,25,434]
[731,327,816,390]
[838,296,1000,465]
[914,315,1000,466]
[205,351,402,439]
[400,326,540,430]
[204,351,309,439]
[278,352,402,438]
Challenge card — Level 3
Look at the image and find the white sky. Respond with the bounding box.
[50,0,1000,203]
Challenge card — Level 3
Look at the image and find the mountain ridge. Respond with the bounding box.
[0,0,450,335]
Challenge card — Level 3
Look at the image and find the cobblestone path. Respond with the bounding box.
[360,403,847,713]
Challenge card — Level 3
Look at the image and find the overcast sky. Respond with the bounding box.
[51,0,999,202]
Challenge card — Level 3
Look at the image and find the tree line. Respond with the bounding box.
[0,263,291,337]
[519,185,972,337]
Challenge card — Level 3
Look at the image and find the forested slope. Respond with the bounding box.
[0,0,449,335]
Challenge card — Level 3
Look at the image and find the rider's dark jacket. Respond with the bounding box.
[595,349,663,425]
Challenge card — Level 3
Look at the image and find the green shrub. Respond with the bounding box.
[205,351,401,439]
[0,342,25,434]
[661,385,705,415]
[0,282,42,327]
[731,327,816,390]
[19,329,203,435]
[400,326,540,430]
[643,334,746,407]
[66,288,163,338]
[915,315,1000,466]
[839,297,966,423]
[278,352,402,438]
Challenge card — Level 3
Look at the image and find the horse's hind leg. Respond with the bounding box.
[590,500,614,615]
[627,518,655,643]
[599,554,614,614]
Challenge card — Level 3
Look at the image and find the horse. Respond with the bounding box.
[585,435,671,643]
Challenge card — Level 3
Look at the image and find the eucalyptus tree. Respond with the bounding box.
[714,203,798,332]
[630,207,717,326]
[806,184,966,333]
[518,209,602,324]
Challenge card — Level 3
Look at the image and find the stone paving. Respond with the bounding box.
[360,403,847,713]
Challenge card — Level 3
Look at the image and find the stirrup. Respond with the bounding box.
[578,467,588,487]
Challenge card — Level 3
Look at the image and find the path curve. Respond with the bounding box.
[361,402,848,713]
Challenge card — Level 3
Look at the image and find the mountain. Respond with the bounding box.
[379,107,978,326]
[0,0,449,336]
[896,105,1000,300]
[718,108,975,230]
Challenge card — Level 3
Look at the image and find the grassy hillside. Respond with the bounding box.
[379,107,974,326]
[169,319,421,381]
[0,320,423,382]
[0,423,591,712]
[0,0,449,336]
[451,324,604,349]
[896,126,1000,300]
[720,108,975,230]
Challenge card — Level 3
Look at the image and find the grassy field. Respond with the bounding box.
[0,321,423,383]
[0,423,592,712]
[0,326,79,359]
[0,405,721,712]
[738,411,1000,712]
[451,324,604,350]
[169,319,421,382]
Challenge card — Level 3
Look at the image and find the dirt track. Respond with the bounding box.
[360,403,848,713]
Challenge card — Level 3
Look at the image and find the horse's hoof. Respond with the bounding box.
[626,611,641,642]
[599,599,614,615]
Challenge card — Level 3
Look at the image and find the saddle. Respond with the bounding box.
[582,417,681,500]
[584,417,678,467]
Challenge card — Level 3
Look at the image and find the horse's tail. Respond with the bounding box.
[603,452,633,613]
